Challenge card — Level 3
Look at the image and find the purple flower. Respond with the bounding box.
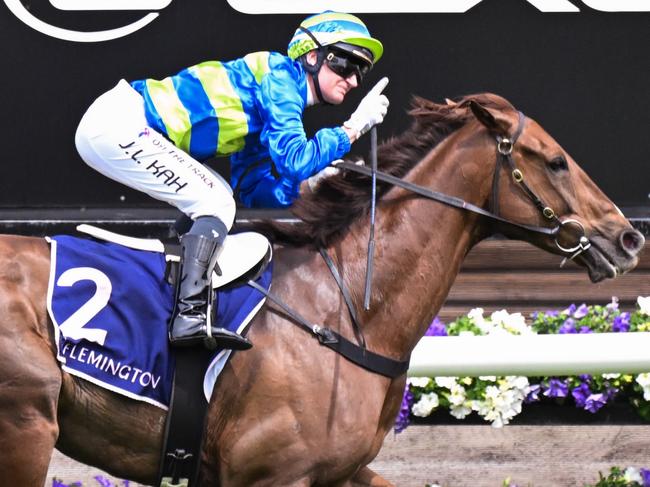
[425,317,447,336]
[525,383,542,403]
[571,382,592,408]
[565,304,577,315]
[545,310,559,318]
[604,387,619,401]
[606,297,619,313]
[640,468,650,487]
[579,374,592,383]
[395,385,414,433]
[574,304,589,319]
[612,312,631,332]
[95,476,115,487]
[584,393,607,413]
[543,378,569,398]
[559,318,577,334]
[579,326,593,334]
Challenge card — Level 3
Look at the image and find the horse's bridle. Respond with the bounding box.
[337,111,593,263]
[247,112,597,380]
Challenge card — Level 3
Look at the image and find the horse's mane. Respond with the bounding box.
[257,93,515,248]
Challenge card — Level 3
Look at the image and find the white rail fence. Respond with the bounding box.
[408,332,650,377]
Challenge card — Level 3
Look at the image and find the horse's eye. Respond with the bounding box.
[548,156,568,172]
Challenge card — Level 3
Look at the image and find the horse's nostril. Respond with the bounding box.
[621,230,645,254]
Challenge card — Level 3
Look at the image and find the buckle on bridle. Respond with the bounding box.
[497,138,514,155]
[312,325,339,345]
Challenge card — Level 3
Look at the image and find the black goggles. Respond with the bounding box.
[325,51,371,83]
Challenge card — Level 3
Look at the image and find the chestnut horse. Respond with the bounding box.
[0,94,644,486]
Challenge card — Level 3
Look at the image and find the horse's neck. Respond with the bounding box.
[341,128,494,359]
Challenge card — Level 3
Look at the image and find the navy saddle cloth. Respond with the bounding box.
[47,234,272,408]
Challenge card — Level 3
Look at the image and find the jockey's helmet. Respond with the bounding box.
[287,11,383,72]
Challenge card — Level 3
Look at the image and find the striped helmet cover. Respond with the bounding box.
[287,11,383,63]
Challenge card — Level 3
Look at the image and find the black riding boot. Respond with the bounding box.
[169,232,252,350]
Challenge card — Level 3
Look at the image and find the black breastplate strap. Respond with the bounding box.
[318,247,366,349]
[246,279,409,378]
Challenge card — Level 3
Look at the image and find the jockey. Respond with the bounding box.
[74,11,389,349]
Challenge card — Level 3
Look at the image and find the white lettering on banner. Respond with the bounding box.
[226,0,484,13]
[49,0,171,10]
[226,0,650,13]
[2,0,172,42]
[582,0,650,12]
[57,267,111,345]
[61,343,162,389]
[525,0,578,11]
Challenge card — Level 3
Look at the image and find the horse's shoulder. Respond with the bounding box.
[0,234,49,287]
[0,234,48,254]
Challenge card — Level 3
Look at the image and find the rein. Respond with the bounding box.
[338,111,592,260]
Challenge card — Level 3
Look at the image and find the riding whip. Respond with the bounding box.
[363,126,378,310]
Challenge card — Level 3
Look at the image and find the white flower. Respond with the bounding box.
[479,376,497,382]
[485,385,501,401]
[624,467,642,483]
[490,309,533,335]
[449,402,472,419]
[448,384,467,406]
[503,376,530,393]
[473,377,528,428]
[408,377,431,388]
[636,373,650,401]
[468,308,487,332]
[637,373,650,387]
[412,392,439,417]
[638,296,650,315]
[434,376,457,389]
[602,373,620,380]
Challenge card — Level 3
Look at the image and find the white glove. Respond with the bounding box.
[307,158,365,192]
[307,165,339,192]
[344,77,390,137]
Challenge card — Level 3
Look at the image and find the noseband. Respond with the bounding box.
[338,111,592,263]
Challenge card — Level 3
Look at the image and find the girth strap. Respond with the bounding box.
[246,280,409,379]
[157,348,213,487]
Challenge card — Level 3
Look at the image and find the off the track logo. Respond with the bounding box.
[2,0,172,42]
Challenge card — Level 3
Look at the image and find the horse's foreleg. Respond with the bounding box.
[348,466,396,487]
[0,362,62,485]
[0,317,62,485]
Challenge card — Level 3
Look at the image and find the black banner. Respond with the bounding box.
[1,0,648,211]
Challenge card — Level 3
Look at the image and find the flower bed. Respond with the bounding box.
[398,296,650,432]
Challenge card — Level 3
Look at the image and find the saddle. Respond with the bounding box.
[76,223,272,289]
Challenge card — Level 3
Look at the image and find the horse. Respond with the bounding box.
[0,93,644,487]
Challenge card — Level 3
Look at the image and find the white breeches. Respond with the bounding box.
[75,79,236,229]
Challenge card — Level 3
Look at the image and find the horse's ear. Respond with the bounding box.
[467,100,510,135]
